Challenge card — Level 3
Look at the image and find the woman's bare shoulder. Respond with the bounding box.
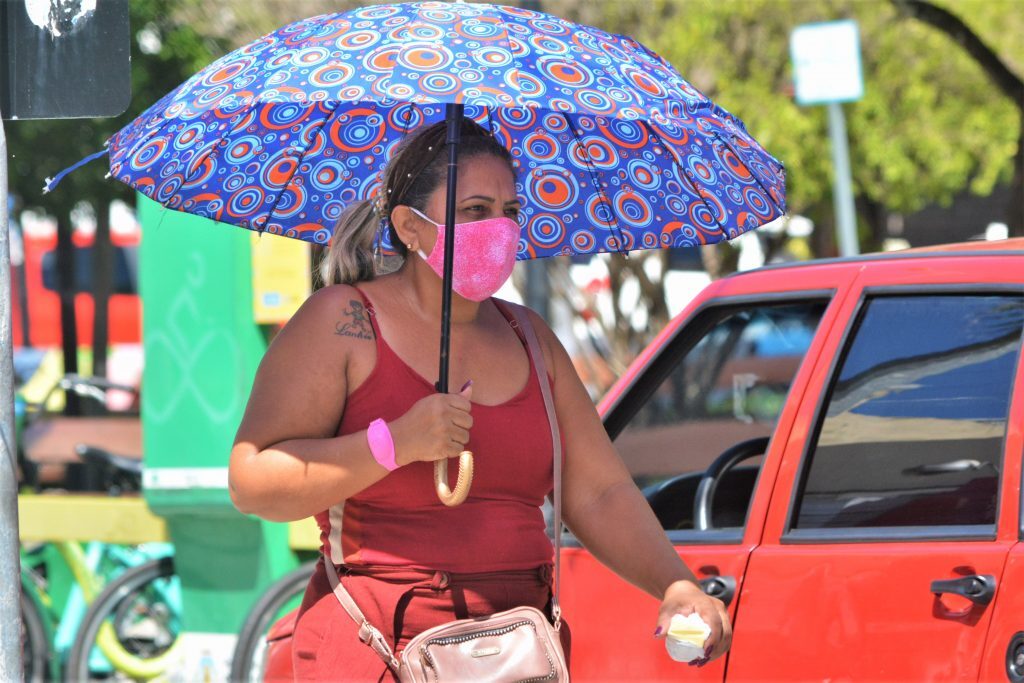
[290,284,368,327]
[269,284,376,355]
[297,283,364,314]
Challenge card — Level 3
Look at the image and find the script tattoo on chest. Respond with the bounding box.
[335,300,375,341]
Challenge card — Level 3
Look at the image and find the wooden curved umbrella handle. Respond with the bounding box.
[434,451,473,507]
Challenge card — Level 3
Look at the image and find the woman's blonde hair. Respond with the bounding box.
[317,200,377,288]
[317,117,515,287]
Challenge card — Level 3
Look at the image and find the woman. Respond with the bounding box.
[229,118,731,681]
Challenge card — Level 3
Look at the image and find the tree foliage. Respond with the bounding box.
[536,0,1024,383]
[553,0,1021,248]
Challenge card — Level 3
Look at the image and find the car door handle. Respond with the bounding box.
[929,574,996,605]
[699,575,736,607]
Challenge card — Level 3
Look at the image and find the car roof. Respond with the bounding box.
[904,237,1024,253]
[748,237,1024,275]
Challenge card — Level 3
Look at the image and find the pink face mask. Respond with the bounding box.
[410,207,520,302]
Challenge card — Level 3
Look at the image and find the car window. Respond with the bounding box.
[793,294,1024,531]
[41,245,139,295]
[614,300,828,531]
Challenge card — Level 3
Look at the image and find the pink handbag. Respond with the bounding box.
[324,302,569,682]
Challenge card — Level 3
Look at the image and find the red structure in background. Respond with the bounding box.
[12,219,141,349]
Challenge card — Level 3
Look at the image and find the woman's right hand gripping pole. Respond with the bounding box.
[388,383,473,468]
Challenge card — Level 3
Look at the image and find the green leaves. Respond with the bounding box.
[558,0,1022,247]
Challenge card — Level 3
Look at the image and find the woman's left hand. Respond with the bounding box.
[654,579,732,667]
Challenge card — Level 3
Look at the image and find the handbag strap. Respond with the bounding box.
[506,302,563,630]
[323,559,401,671]
[322,299,564,671]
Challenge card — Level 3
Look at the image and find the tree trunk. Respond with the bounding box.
[892,0,1024,236]
[56,212,79,414]
[1011,130,1024,237]
[92,200,112,378]
[859,196,889,251]
[700,244,723,280]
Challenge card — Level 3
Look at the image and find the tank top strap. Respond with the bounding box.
[491,299,529,349]
[350,285,382,339]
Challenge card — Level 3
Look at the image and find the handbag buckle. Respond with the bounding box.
[358,620,374,645]
[551,601,562,632]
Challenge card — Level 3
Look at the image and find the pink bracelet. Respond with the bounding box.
[366,418,398,471]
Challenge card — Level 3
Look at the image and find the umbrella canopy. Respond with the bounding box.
[47,1,788,506]
[100,1,785,258]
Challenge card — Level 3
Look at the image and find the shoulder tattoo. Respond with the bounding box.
[335,300,375,341]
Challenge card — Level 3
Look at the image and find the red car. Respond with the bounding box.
[264,238,1024,681]
[568,237,1024,681]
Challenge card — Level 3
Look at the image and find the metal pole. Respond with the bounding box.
[525,260,549,321]
[827,101,859,257]
[0,113,25,681]
[437,102,464,394]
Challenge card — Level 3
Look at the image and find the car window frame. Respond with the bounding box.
[600,290,836,546]
[782,283,1024,545]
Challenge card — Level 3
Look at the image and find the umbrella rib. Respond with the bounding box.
[639,119,731,242]
[484,105,497,137]
[558,112,626,254]
[178,103,261,190]
[109,113,182,178]
[713,131,787,215]
[115,100,260,206]
[262,101,342,234]
[399,101,415,139]
[494,4,527,109]
[109,83,196,170]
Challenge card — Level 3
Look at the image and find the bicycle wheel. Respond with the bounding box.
[65,556,180,682]
[230,561,315,683]
[21,586,50,683]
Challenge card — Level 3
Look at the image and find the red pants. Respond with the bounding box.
[292,560,571,682]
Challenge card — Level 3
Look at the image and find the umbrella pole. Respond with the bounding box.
[437,103,462,396]
[434,103,473,507]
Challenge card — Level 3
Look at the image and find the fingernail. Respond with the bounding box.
[460,380,473,391]
[704,645,713,657]
[653,627,662,637]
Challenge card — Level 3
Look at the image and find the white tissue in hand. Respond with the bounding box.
[665,613,710,663]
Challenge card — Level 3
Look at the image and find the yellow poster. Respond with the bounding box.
[251,233,312,324]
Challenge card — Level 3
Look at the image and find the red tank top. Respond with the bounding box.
[315,290,557,573]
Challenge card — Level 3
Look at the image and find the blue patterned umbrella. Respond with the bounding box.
[46,1,787,505]
[51,1,785,258]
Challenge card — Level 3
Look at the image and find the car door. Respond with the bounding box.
[727,257,1024,681]
[561,264,857,681]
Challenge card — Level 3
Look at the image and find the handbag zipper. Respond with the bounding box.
[421,620,557,683]
[425,620,533,647]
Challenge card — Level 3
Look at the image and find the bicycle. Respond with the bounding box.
[230,560,316,682]
[20,538,178,682]
[17,372,183,681]
[63,552,180,681]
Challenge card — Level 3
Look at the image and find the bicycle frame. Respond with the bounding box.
[21,539,181,680]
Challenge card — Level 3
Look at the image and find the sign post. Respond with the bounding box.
[0,1,130,677]
[790,20,864,257]
[0,99,18,683]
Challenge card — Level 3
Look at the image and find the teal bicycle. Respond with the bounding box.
[20,539,178,682]
[17,373,182,681]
